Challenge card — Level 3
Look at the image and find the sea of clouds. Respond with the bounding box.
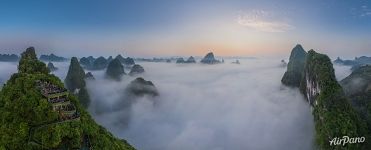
[0,58,353,150]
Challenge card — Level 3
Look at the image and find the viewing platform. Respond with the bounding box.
[35,80,80,120]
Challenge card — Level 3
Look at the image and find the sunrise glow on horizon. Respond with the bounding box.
[0,0,370,58]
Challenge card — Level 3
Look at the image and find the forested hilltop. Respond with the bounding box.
[0,47,134,150]
[282,45,369,149]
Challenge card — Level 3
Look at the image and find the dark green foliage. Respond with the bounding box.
[301,50,367,150]
[281,44,307,87]
[18,47,50,74]
[65,57,86,92]
[0,49,135,149]
[106,58,125,80]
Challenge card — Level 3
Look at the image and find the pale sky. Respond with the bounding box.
[0,0,370,59]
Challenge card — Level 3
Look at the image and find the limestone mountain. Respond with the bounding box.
[301,50,367,149]
[40,53,67,62]
[123,57,135,65]
[85,72,95,80]
[115,54,125,63]
[200,52,220,64]
[0,47,134,149]
[79,57,93,67]
[92,56,108,70]
[47,62,58,72]
[341,65,371,146]
[125,77,159,97]
[281,44,307,87]
[129,64,145,76]
[116,55,135,65]
[176,57,185,63]
[186,56,196,63]
[106,58,126,80]
[65,57,91,108]
[107,56,113,62]
[282,47,367,149]
[65,57,86,92]
[341,65,371,96]
[18,47,50,74]
[334,56,371,71]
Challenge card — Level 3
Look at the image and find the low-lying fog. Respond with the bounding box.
[0,59,353,150]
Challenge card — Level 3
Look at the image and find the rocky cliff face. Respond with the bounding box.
[303,73,321,106]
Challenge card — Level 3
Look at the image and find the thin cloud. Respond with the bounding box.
[237,10,294,32]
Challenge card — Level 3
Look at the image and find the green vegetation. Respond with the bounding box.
[281,44,307,87]
[302,50,367,149]
[78,87,91,108]
[18,47,50,74]
[106,58,125,81]
[0,47,134,149]
[282,46,369,149]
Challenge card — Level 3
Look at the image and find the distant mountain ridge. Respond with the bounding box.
[0,54,19,62]
[334,56,371,70]
[40,53,67,62]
